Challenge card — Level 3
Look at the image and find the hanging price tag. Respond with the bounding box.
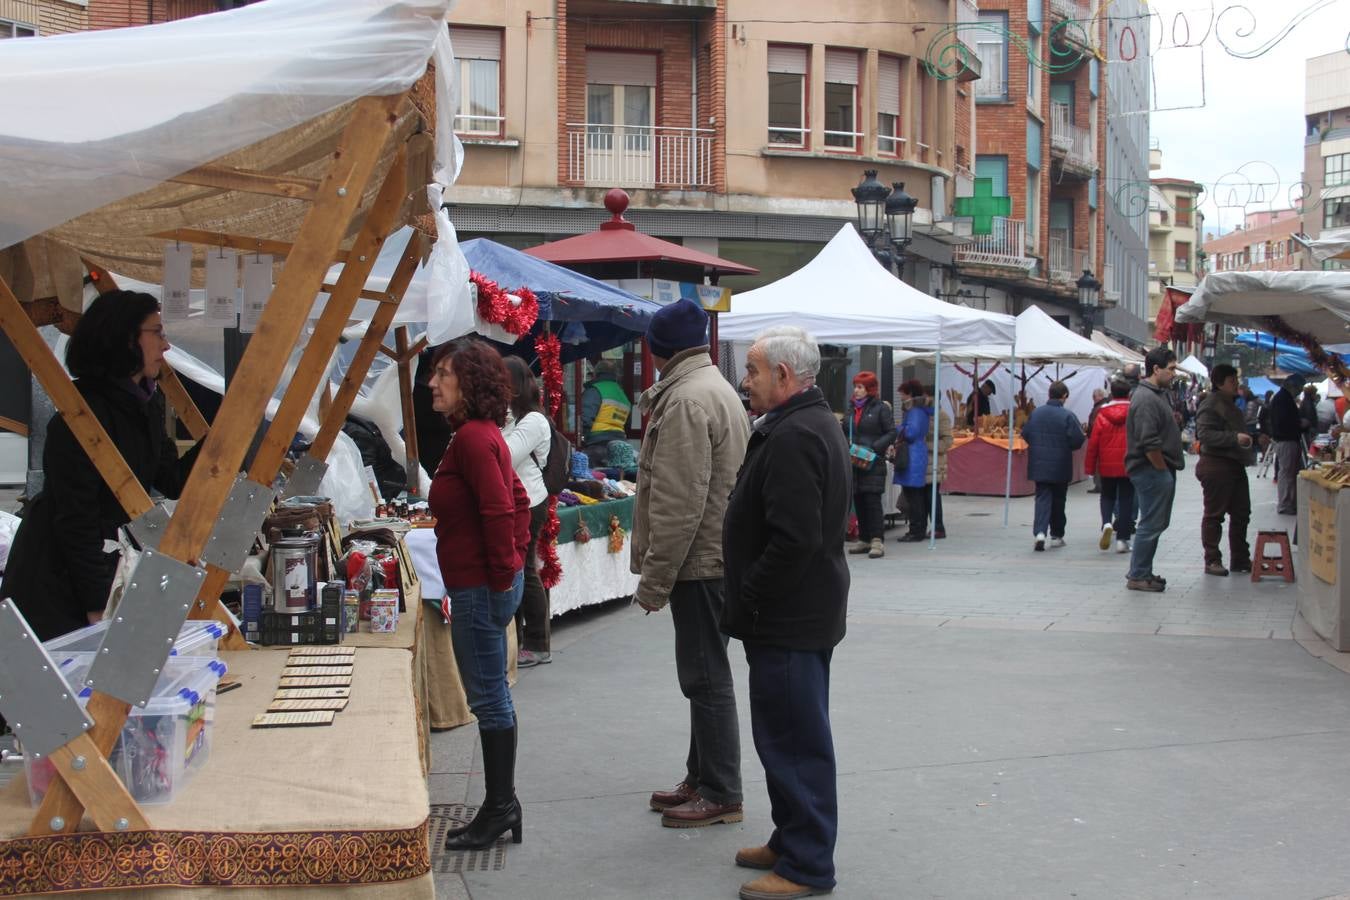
[205,247,238,327]
[241,254,273,334]
[162,243,192,322]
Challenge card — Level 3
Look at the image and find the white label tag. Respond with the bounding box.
[205,247,238,327]
[241,254,273,334]
[161,243,192,321]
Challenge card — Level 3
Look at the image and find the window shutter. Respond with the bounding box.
[587,51,658,86]
[824,49,858,85]
[451,27,501,61]
[767,45,808,75]
[878,56,901,115]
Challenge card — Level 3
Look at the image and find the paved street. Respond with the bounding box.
[430,467,1350,900]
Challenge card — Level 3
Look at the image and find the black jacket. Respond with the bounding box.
[721,387,850,650]
[1,377,197,640]
[1268,389,1304,441]
[842,396,895,494]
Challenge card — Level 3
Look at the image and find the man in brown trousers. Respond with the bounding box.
[1194,363,1256,576]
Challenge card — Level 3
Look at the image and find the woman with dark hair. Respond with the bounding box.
[1,290,197,640]
[427,339,531,851]
[501,355,553,668]
[843,371,894,558]
[892,379,932,543]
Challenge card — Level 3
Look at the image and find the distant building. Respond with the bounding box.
[1147,162,1205,330]
[1305,49,1350,264]
[1203,210,1305,276]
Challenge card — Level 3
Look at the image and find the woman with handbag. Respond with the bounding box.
[843,371,895,558]
[894,380,933,543]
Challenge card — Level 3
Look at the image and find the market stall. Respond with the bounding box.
[0,1,460,895]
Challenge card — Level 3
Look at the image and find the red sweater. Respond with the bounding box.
[1084,400,1130,478]
[429,419,531,592]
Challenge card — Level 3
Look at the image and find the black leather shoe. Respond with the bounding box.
[896,533,925,543]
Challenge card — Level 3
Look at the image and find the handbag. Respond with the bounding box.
[848,416,878,471]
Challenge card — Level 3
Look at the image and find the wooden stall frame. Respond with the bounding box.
[12,91,407,838]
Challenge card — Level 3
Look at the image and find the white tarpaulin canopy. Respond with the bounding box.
[1293,234,1350,263]
[1175,271,1350,345]
[1177,354,1210,379]
[0,0,458,253]
[719,224,1016,348]
[893,305,1125,367]
[1091,330,1144,365]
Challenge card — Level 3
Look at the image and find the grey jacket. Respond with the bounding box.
[1125,380,1185,474]
[630,348,751,610]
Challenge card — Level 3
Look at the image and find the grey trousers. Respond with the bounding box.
[670,579,742,805]
[1275,440,1303,514]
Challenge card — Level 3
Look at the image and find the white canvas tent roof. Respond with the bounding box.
[1293,234,1350,264]
[1177,354,1210,379]
[718,224,1015,348]
[1175,271,1350,345]
[1091,330,1144,365]
[893,305,1125,367]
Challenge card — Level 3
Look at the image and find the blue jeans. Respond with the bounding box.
[1127,468,1176,580]
[1100,476,1136,540]
[1033,481,1068,538]
[448,571,524,731]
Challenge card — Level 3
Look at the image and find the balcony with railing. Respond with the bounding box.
[954,217,1037,272]
[1048,229,1089,281]
[953,0,983,81]
[1048,0,1094,46]
[1050,102,1096,177]
[566,124,714,190]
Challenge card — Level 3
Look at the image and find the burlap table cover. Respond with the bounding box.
[0,648,430,898]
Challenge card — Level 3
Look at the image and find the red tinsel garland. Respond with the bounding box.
[470,271,539,336]
[1258,316,1350,385]
[534,332,565,589]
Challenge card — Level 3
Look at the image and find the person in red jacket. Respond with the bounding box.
[1084,378,1135,553]
[427,339,531,851]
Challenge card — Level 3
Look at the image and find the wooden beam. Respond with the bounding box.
[166,164,320,201]
[320,282,390,302]
[0,278,153,520]
[158,364,209,442]
[148,229,351,264]
[31,92,406,838]
[32,733,150,834]
[0,416,27,437]
[395,326,420,495]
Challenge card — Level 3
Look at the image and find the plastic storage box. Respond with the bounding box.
[24,655,226,807]
[44,619,225,660]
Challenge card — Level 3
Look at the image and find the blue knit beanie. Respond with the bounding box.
[646,298,708,360]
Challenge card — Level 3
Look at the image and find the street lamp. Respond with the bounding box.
[851,169,889,245]
[885,181,917,253]
[1076,268,1101,338]
[852,171,918,277]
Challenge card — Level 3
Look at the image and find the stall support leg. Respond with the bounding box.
[930,348,942,550]
[395,325,421,495]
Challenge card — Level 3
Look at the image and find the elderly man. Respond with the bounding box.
[722,326,850,900]
[632,299,751,829]
[1268,374,1307,515]
[1194,364,1255,576]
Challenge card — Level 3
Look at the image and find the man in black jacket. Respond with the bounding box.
[722,326,849,900]
[1268,374,1307,515]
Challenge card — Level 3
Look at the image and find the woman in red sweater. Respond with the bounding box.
[1084,378,1135,554]
[427,340,531,851]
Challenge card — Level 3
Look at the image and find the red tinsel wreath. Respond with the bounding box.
[533,332,566,589]
[1258,316,1350,385]
[471,271,539,336]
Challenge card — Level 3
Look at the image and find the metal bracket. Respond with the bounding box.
[125,502,172,551]
[85,549,207,708]
[0,601,93,759]
[199,473,276,572]
[281,453,328,499]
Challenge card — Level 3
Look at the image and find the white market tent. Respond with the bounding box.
[719,223,1016,348]
[894,305,1125,367]
[1177,354,1210,380]
[1175,271,1350,345]
[1091,330,1144,365]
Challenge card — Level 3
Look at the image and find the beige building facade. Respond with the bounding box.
[1146,162,1204,328]
[1305,49,1350,256]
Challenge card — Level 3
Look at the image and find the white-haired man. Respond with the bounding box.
[721,326,850,900]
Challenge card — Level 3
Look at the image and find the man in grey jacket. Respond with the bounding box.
[1124,347,1184,592]
[631,299,752,829]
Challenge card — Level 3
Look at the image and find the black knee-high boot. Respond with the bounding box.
[444,725,521,850]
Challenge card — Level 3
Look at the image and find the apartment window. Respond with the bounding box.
[877,55,903,156]
[451,28,503,135]
[1326,198,1350,231]
[915,66,929,155]
[0,18,37,37]
[1027,33,1040,102]
[1174,241,1191,272]
[1175,196,1192,227]
[975,155,1009,196]
[1251,242,1266,264]
[824,49,861,150]
[1026,168,1040,250]
[975,13,1008,101]
[1326,153,1350,188]
[767,45,808,147]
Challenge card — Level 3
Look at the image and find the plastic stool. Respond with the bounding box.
[1252,530,1295,583]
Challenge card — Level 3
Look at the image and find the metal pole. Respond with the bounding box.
[929,347,941,549]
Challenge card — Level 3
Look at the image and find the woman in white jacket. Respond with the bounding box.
[502,356,554,667]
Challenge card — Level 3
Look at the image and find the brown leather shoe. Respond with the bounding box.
[739,872,832,899]
[735,845,780,870]
[649,780,696,812]
[660,793,744,828]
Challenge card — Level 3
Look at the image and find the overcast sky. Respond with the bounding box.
[1143,0,1347,237]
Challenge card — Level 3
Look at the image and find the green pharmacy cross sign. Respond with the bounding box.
[953,178,1011,235]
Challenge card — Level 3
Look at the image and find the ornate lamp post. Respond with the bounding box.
[1075,268,1101,339]
[851,170,916,277]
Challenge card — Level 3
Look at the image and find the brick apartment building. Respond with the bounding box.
[1203,208,1306,276]
[0,0,229,35]
[1305,48,1350,261]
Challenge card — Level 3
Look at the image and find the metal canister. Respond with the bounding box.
[270,529,320,613]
